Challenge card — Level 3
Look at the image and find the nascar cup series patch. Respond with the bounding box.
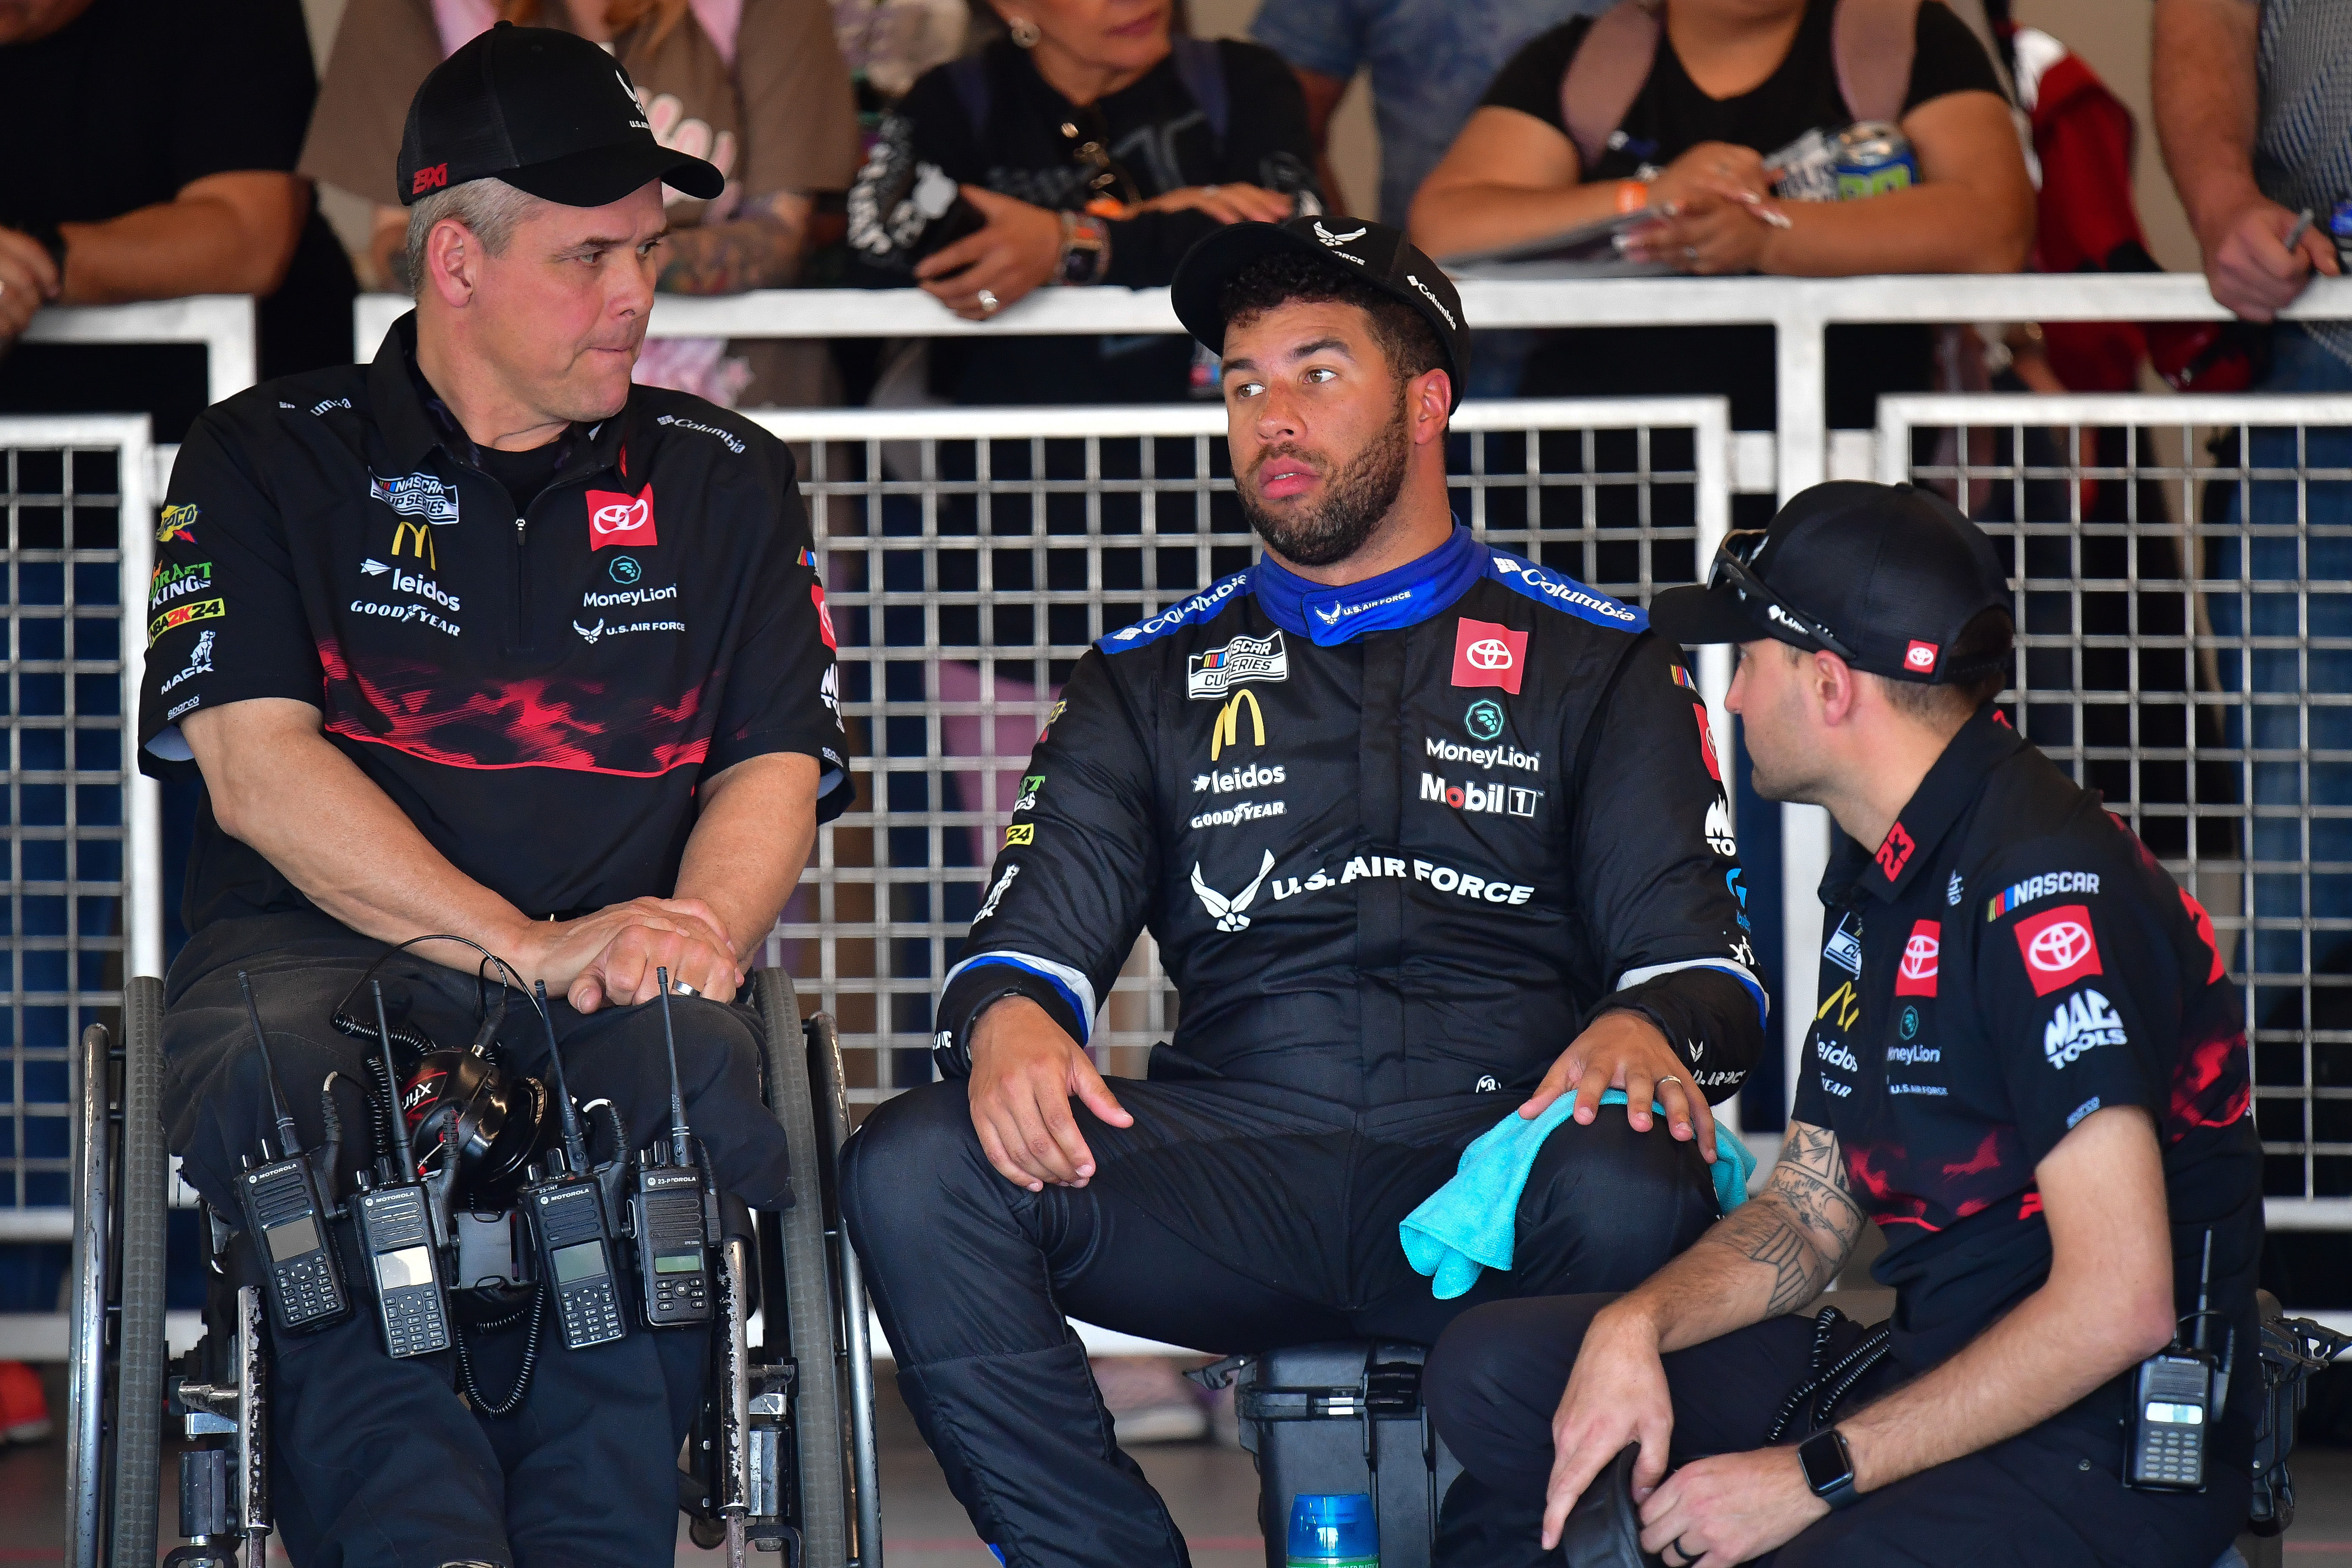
[1187,631,1289,700]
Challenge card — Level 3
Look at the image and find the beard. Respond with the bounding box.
[1238,392,1413,568]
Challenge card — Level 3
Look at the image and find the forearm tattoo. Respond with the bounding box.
[1700,1122,1871,1316]
[658,211,802,296]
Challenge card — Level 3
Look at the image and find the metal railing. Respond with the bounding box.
[0,416,161,1245]
[27,299,258,501]
[1876,392,2352,1225]
[750,396,1736,1118]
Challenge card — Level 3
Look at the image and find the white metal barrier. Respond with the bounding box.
[360,272,2352,1116]
[750,396,1737,1123]
[0,416,162,1252]
[25,298,259,500]
[1876,392,2352,1231]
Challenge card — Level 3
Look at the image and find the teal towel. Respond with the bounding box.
[1399,1090,1759,1299]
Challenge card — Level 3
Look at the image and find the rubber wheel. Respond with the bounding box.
[109,977,167,1568]
[755,970,850,1568]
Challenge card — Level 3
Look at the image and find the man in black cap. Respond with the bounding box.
[136,24,850,1566]
[840,217,1765,1566]
[1422,482,2263,1568]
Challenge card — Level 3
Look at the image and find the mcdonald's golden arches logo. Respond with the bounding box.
[391,519,436,569]
[1211,690,1266,760]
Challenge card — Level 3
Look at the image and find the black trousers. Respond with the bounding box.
[838,1075,1723,1568]
[160,912,794,1568]
[1424,1294,2250,1568]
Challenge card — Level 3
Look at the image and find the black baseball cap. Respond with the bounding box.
[1170,217,1471,410]
[397,22,724,208]
[1650,481,2012,683]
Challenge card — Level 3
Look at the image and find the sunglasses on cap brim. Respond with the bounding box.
[1708,530,1856,660]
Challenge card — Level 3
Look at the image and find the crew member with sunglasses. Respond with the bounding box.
[1424,482,2262,1568]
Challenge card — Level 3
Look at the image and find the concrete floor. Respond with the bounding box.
[8,1361,2352,1565]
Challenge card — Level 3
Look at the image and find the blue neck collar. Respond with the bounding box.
[1254,525,1486,646]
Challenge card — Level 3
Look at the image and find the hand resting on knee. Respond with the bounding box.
[967,996,1135,1192]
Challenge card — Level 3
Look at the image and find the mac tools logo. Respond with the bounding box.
[1451,617,1528,694]
[2044,988,2128,1067]
[586,484,657,550]
[1187,631,1289,700]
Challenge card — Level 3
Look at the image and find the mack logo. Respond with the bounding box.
[1420,773,1541,817]
[2044,988,2127,1068]
[1195,763,1285,793]
[975,865,1019,921]
[370,473,460,525]
[1187,631,1289,700]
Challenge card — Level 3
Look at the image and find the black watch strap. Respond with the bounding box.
[1799,1428,1859,1510]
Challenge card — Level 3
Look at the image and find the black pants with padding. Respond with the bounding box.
[1424,1294,2250,1568]
[160,912,793,1568]
[839,1075,1722,1568]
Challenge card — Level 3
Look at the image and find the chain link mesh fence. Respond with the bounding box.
[1879,392,2352,1215]
[0,416,152,1233]
[751,398,1731,1112]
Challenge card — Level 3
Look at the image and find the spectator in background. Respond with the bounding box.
[1408,0,2031,432]
[0,0,356,441]
[1248,0,1616,396]
[303,0,860,407]
[844,0,1321,404]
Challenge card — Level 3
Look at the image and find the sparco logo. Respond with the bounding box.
[2044,988,2127,1067]
[1816,1038,1859,1073]
[1425,736,1541,772]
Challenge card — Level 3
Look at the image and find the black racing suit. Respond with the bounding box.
[840,524,1768,1568]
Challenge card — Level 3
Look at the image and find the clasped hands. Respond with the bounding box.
[498,895,745,1013]
[1617,142,1792,276]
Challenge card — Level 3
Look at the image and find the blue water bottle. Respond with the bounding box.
[1286,1492,1379,1568]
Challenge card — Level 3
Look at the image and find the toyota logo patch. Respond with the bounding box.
[1465,638,1513,670]
[1894,918,1939,997]
[1451,617,1528,694]
[2012,904,2103,996]
[585,482,658,550]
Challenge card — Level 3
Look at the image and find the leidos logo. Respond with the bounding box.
[1211,689,1266,760]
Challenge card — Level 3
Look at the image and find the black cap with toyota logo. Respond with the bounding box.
[397,22,724,209]
[1170,216,1471,409]
[1650,480,2012,683]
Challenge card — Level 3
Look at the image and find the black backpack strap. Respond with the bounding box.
[947,53,991,139]
[1170,35,1230,153]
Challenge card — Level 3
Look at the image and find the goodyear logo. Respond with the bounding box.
[148,596,225,647]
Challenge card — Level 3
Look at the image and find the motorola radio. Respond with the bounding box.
[520,983,628,1350]
[233,973,351,1335]
[346,980,451,1358]
[627,968,717,1327]
[2128,1230,2234,1492]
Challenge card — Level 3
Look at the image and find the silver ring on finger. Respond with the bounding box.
[975,287,1001,315]
[671,981,698,997]
[1656,1074,1682,1088]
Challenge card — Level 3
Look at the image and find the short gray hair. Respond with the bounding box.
[401,177,546,296]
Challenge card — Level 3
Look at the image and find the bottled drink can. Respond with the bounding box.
[1286,1492,1379,1568]
[1833,122,1919,200]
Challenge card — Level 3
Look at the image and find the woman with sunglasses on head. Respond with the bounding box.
[846,0,1323,404]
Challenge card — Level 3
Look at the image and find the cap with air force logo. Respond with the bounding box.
[1650,481,2012,683]
[1170,217,1471,409]
[397,22,724,209]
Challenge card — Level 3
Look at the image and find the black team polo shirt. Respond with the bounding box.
[136,313,852,938]
[1794,707,2263,1467]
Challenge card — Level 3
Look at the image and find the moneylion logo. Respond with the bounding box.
[1211,689,1266,760]
[1191,849,1277,932]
